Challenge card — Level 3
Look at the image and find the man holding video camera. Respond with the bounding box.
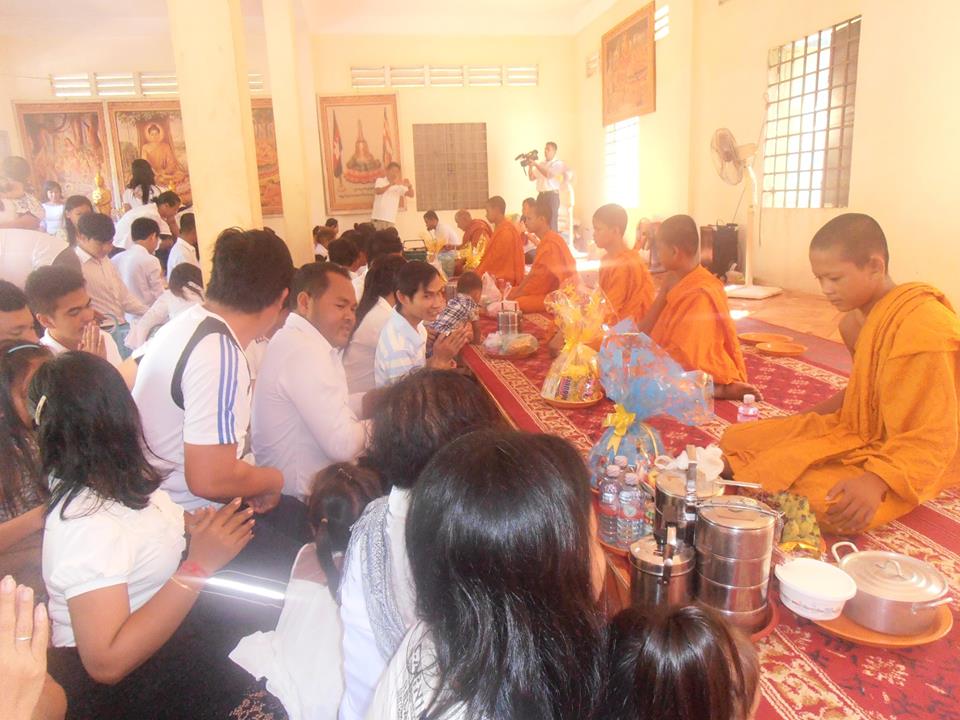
[525,141,566,231]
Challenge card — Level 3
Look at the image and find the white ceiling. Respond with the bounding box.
[0,0,618,36]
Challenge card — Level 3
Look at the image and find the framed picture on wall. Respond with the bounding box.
[601,1,657,125]
[317,94,401,213]
[107,100,193,205]
[14,102,110,199]
[107,99,283,214]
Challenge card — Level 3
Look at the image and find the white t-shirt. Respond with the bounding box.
[42,203,64,235]
[432,222,460,248]
[351,266,368,300]
[371,178,407,224]
[373,309,427,387]
[122,185,162,209]
[132,305,251,511]
[43,486,185,648]
[532,157,567,193]
[344,297,394,395]
[114,204,172,250]
[111,243,165,322]
[125,287,203,350]
[251,313,368,500]
[39,329,123,369]
[167,238,201,280]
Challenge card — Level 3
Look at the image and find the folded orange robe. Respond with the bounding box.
[513,231,578,312]
[650,265,747,385]
[722,283,960,532]
[476,220,525,287]
[599,248,655,325]
[462,219,492,249]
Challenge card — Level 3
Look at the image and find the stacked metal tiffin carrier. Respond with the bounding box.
[629,446,781,633]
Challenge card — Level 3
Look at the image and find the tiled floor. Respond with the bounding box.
[728,290,843,342]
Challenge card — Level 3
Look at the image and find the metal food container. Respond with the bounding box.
[497,310,519,337]
[695,497,780,561]
[653,470,722,546]
[696,550,771,587]
[697,573,769,613]
[711,602,771,634]
[832,542,952,636]
[629,536,696,611]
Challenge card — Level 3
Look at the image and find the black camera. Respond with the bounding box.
[515,149,539,167]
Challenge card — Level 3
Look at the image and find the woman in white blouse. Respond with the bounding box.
[366,430,608,719]
[31,351,255,718]
[125,263,204,350]
[343,254,407,394]
[121,159,162,212]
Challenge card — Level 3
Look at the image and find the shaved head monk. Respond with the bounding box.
[722,213,960,535]
[594,203,654,325]
[455,210,492,249]
[507,198,578,312]
[638,214,757,400]
[475,196,525,287]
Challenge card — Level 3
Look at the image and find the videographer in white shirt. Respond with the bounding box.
[526,141,566,231]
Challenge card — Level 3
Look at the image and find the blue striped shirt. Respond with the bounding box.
[374,308,428,387]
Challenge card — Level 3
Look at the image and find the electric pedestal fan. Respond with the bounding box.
[711,128,782,300]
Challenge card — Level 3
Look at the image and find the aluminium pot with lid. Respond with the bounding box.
[653,470,722,545]
[695,497,780,561]
[630,535,696,611]
[832,541,952,636]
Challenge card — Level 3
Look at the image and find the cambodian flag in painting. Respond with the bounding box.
[382,108,394,167]
[332,110,343,179]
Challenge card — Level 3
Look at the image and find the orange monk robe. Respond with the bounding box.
[512,231,579,313]
[722,284,960,532]
[650,265,747,385]
[476,220,525,287]
[462,219,492,249]
[599,248,655,325]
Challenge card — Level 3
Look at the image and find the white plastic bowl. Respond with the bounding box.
[775,558,857,621]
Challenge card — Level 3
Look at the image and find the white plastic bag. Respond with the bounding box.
[480,272,502,306]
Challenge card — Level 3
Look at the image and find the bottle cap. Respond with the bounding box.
[614,455,629,466]
[743,394,756,404]
[605,465,622,477]
[624,473,639,485]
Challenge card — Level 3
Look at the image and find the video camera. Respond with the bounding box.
[515,149,539,168]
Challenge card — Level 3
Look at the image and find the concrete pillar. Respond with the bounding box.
[166,0,262,276]
[262,0,315,266]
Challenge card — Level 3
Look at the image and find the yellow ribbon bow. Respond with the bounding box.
[603,403,637,453]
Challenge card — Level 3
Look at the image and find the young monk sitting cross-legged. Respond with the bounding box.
[475,196,525,287]
[637,214,758,401]
[722,213,960,535]
[507,198,578,313]
[593,203,655,325]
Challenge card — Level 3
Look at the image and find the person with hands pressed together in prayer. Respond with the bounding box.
[428,271,483,348]
[638,215,758,401]
[374,261,469,387]
[34,352,253,718]
[594,203,655,325]
[0,281,38,343]
[722,214,960,535]
[475,196,525,287]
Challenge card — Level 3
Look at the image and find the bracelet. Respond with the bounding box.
[178,560,211,579]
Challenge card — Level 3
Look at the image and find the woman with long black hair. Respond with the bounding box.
[121,159,161,212]
[33,351,254,718]
[53,195,93,248]
[367,429,608,720]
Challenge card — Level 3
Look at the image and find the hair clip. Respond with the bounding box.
[33,395,47,425]
[5,343,41,355]
[336,466,353,482]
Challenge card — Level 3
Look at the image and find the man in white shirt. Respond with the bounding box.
[111,217,164,324]
[113,190,180,250]
[422,210,460,249]
[24,265,123,368]
[371,162,414,230]
[374,261,469,387]
[167,211,201,280]
[252,263,369,500]
[71,213,148,353]
[527,141,567,231]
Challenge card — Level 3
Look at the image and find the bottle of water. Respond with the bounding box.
[617,473,643,548]
[614,455,629,471]
[598,465,622,545]
[737,393,760,423]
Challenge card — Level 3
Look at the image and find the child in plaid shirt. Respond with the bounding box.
[427,272,483,356]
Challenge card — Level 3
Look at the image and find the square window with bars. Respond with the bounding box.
[413,123,489,211]
[604,117,640,208]
[761,16,860,209]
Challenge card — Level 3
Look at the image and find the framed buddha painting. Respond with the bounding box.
[602,1,657,125]
[15,102,110,198]
[317,94,401,213]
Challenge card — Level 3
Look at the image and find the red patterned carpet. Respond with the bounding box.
[463,313,960,720]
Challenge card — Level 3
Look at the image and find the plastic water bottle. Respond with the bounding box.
[737,394,760,423]
[598,465,622,545]
[614,455,629,471]
[617,473,643,548]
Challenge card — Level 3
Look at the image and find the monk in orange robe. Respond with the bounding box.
[508,197,578,312]
[722,214,960,534]
[638,214,756,400]
[455,209,492,249]
[593,203,655,325]
[475,195,525,287]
